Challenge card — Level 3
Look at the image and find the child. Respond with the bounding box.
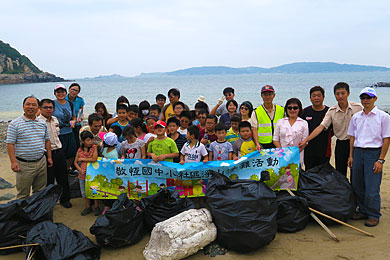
[111,104,130,142]
[130,118,148,141]
[178,110,191,137]
[128,104,139,120]
[147,120,179,162]
[209,123,233,161]
[121,125,146,159]
[138,100,150,121]
[155,94,166,111]
[99,132,120,159]
[167,117,187,163]
[226,113,241,144]
[144,115,158,144]
[74,131,99,216]
[199,114,218,150]
[196,109,208,131]
[173,101,185,121]
[193,102,209,126]
[109,124,123,157]
[98,132,119,215]
[180,125,208,164]
[149,104,162,119]
[233,121,258,160]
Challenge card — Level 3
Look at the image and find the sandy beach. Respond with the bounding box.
[0,127,390,259]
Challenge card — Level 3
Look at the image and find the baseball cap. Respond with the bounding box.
[154,120,166,128]
[261,85,275,93]
[359,87,377,97]
[98,132,119,146]
[54,84,67,91]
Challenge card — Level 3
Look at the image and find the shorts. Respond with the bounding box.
[79,179,86,198]
[59,132,77,159]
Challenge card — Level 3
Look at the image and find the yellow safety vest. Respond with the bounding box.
[255,104,284,144]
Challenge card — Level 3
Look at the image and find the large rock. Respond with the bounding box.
[143,208,217,260]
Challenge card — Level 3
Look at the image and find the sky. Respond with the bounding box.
[2,0,390,78]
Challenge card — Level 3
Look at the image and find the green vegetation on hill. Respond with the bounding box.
[0,40,41,74]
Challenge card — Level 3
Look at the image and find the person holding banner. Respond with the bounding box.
[147,120,179,162]
[273,98,308,165]
[251,85,285,150]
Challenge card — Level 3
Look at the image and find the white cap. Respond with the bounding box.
[359,87,377,97]
[197,96,206,102]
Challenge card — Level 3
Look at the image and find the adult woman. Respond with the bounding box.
[95,102,112,128]
[53,84,77,169]
[239,101,254,124]
[273,98,308,165]
[219,100,238,129]
[65,83,85,149]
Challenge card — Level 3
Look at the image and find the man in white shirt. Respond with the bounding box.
[347,87,390,227]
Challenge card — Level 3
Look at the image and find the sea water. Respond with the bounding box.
[0,71,389,120]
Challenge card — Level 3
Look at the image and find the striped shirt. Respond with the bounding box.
[226,127,240,144]
[6,115,50,160]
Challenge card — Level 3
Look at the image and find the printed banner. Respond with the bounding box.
[85,146,300,199]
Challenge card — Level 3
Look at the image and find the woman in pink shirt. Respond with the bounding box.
[273,98,309,165]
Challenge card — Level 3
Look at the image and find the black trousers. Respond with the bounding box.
[335,139,350,176]
[304,155,330,172]
[47,149,71,203]
[261,143,276,149]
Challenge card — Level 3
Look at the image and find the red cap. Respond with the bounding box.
[154,120,166,128]
[261,85,275,93]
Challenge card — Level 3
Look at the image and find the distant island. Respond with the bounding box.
[0,40,65,84]
[138,62,390,77]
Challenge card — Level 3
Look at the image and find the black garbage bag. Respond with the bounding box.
[140,189,195,232]
[90,193,144,247]
[206,172,278,252]
[297,163,356,225]
[276,191,311,233]
[23,221,100,260]
[68,173,82,199]
[0,185,62,254]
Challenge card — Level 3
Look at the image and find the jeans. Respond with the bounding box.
[351,147,382,220]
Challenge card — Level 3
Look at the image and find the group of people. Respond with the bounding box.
[6,82,390,227]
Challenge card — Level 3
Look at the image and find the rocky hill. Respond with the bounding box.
[0,40,65,84]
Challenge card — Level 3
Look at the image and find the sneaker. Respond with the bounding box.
[350,212,367,220]
[93,207,101,216]
[365,218,379,227]
[61,201,72,208]
[81,207,92,216]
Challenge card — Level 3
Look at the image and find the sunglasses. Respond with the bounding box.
[360,96,373,100]
[198,116,207,119]
[240,106,249,110]
[41,106,54,110]
[180,119,189,123]
[287,106,299,110]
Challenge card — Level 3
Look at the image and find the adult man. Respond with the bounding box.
[38,99,72,208]
[347,87,390,227]
[251,85,284,150]
[79,113,107,148]
[161,88,190,121]
[299,82,362,176]
[210,87,239,116]
[302,86,332,170]
[6,96,53,199]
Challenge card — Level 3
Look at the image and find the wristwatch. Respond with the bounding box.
[377,159,385,164]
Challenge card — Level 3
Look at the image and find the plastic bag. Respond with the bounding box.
[276,191,310,232]
[68,174,82,198]
[140,189,195,232]
[24,221,100,260]
[206,172,278,252]
[90,193,144,247]
[298,163,356,225]
[0,185,62,254]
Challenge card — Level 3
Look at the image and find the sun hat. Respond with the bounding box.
[197,96,206,102]
[98,132,119,146]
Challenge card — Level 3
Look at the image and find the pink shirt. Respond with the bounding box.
[273,117,309,163]
[347,107,390,148]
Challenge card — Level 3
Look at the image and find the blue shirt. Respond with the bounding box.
[111,121,130,142]
[53,100,73,135]
[6,116,50,160]
[65,95,85,126]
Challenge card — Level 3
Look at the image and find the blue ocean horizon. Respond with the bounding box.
[1,71,390,121]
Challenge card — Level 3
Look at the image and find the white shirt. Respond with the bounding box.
[348,106,390,148]
[273,117,309,163]
[180,141,208,163]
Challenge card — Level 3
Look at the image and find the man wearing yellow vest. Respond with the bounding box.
[251,85,285,150]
